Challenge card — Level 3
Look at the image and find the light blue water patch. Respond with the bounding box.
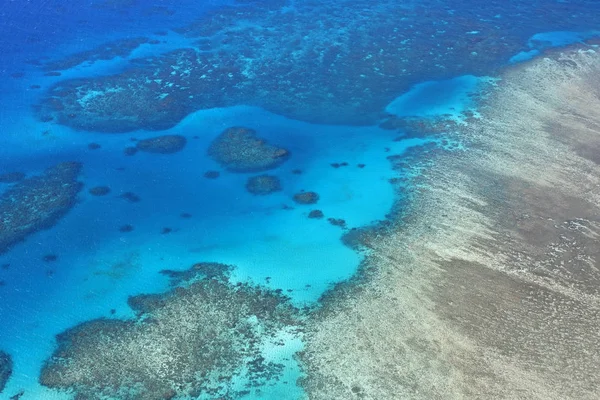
[0,95,422,398]
[509,49,540,63]
[509,30,600,63]
[385,75,491,120]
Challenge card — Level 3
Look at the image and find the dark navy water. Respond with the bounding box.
[0,0,599,399]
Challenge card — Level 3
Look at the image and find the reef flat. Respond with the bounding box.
[299,47,600,399]
[35,0,600,132]
[0,162,83,254]
[0,351,12,394]
[40,262,299,399]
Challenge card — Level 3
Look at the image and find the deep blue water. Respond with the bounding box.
[0,0,599,399]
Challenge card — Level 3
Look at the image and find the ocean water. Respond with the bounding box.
[1,1,599,399]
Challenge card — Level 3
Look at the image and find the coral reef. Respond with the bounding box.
[160,262,231,285]
[203,170,220,179]
[327,218,347,228]
[88,186,111,196]
[300,48,600,400]
[0,162,83,254]
[43,254,58,262]
[123,147,138,156]
[308,210,324,219]
[330,162,348,169]
[120,192,141,203]
[0,351,12,394]
[136,135,187,154]
[293,191,319,205]
[208,127,289,172]
[40,262,298,399]
[245,175,282,195]
[9,390,23,400]
[35,1,600,133]
[119,224,134,233]
[43,37,151,71]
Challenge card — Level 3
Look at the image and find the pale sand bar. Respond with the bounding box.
[299,47,600,399]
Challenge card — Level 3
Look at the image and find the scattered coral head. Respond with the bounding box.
[293,191,319,204]
[208,127,290,172]
[245,175,282,195]
[136,135,187,154]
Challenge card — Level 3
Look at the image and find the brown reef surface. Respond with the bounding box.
[299,47,600,399]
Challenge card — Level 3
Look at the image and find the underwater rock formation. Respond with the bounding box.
[293,191,319,205]
[40,262,298,399]
[245,175,282,195]
[208,127,289,172]
[135,135,187,154]
[0,351,12,394]
[0,162,83,254]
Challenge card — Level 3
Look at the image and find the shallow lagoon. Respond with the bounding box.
[1,0,600,398]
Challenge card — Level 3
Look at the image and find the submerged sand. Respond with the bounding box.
[299,47,600,399]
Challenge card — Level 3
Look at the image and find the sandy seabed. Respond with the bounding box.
[299,47,600,399]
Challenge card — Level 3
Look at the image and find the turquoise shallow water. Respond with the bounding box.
[1,0,600,398]
[0,84,429,399]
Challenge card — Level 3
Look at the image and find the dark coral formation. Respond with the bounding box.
[245,175,282,195]
[160,262,232,286]
[203,170,220,179]
[88,186,111,196]
[43,37,151,71]
[328,218,347,228]
[208,127,289,172]
[308,210,324,219]
[43,254,58,262]
[0,351,13,394]
[330,162,349,169]
[119,224,134,233]
[35,1,600,133]
[40,262,298,399]
[120,192,141,203]
[123,147,138,156]
[293,191,319,205]
[0,172,25,183]
[136,135,187,154]
[340,227,379,251]
[0,162,83,254]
